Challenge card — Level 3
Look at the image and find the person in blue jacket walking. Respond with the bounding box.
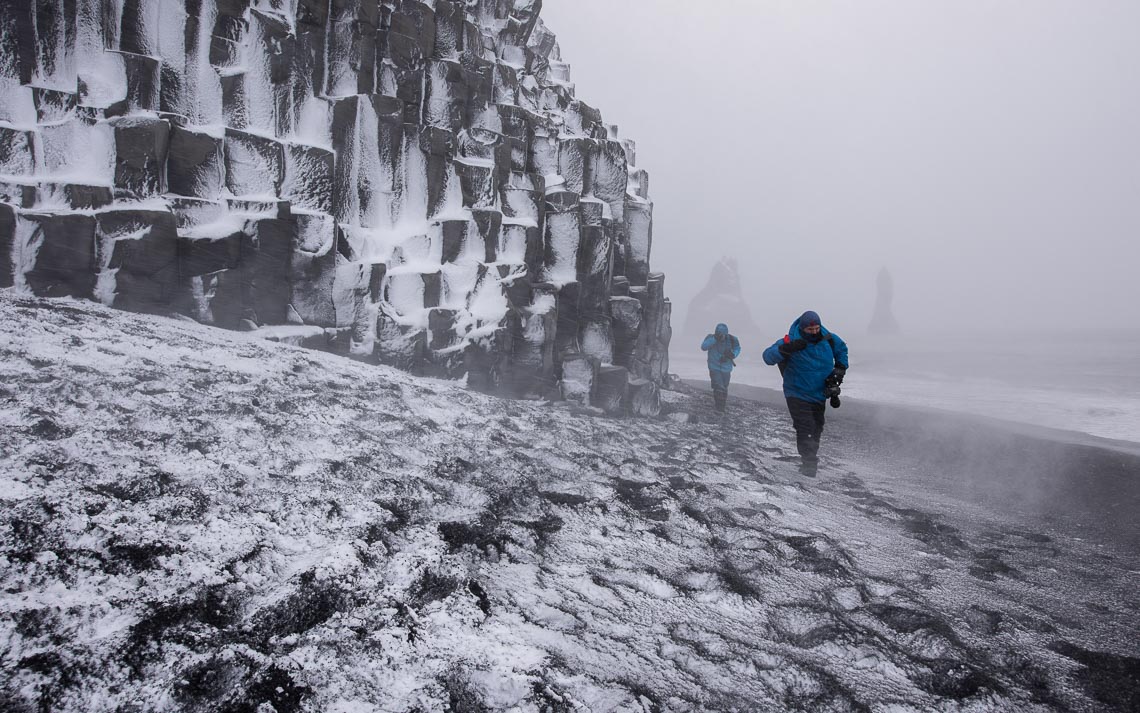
[763,310,849,476]
[701,323,741,413]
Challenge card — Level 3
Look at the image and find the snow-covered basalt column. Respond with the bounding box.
[0,0,671,408]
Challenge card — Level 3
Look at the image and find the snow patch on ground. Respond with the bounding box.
[0,293,1137,712]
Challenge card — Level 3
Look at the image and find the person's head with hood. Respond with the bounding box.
[798,311,823,343]
[715,323,729,340]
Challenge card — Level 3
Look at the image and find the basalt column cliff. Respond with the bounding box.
[0,0,670,411]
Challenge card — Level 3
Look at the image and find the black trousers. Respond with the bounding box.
[786,397,826,464]
[709,369,731,411]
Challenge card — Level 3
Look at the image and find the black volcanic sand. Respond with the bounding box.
[681,380,1140,711]
[689,380,1140,554]
[2,294,1139,712]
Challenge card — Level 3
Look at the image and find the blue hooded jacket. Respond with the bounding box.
[701,323,741,373]
[763,315,849,402]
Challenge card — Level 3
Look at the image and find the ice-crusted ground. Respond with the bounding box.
[1,293,1137,713]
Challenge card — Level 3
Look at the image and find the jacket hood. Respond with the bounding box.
[715,323,729,336]
[789,318,831,340]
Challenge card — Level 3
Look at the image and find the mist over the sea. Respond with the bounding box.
[543,0,1140,337]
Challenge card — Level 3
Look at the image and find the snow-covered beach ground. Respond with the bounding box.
[1,293,1138,712]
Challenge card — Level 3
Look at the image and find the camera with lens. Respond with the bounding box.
[823,367,846,408]
[715,332,735,366]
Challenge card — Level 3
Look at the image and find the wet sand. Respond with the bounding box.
[689,380,1140,553]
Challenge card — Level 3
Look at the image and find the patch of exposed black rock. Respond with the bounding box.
[539,490,592,507]
[28,417,71,441]
[715,558,767,600]
[438,518,513,560]
[174,658,311,713]
[105,537,183,573]
[868,603,965,647]
[255,573,352,643]
[963,606,1004,634]
[444,667,494,713]
[411,569,461,607]
[915,659,1000,700]
[780,535,856,576]
[529,680,578,713]
[969,548,1022,581]
[612,476,672,521]
[467,580,492,617]
[12,649,95,713]
[89,471,210,522]
[123,585,243,676]
[1050,641,1140,711]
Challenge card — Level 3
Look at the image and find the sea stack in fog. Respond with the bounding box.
[0,0,670,410]
[683,257,760,343]
[868,267,900,335]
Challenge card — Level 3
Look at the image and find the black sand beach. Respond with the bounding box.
[691,380,1140,553]
[3,295,1139,711]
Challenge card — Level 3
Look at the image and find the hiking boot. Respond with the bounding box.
[799,461,818,478]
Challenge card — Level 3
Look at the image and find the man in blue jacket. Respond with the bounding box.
[701,323,741,413]
[763,311,849,476]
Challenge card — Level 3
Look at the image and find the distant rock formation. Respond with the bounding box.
[0,0,670,412]
[868,267,900,335]
[682,258,760,345]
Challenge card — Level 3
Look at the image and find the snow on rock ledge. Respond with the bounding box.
[0,0,669,407]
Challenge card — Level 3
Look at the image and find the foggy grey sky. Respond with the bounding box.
[541,0,1140,337]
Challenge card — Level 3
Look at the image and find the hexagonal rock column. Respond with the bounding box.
[594,365,629,414]
[95,209,180,313]
[560,352,598,406]
[15,212,97,298]
[610,295,642,371]
[625,378,661,418]
[508,291,557,398]
[0,203,16,288]
[289,212,339,327]
[465,325,512,394]
[623,196,653,286]
[542,190,581,286]
[224,128,284,198]
[168,126,224,200]
[112,117,171,200]
[629,272,671,383]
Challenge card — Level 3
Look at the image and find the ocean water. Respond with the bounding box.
[671,329,1140,444]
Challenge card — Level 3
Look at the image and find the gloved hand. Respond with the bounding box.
[830,366,847,383]
[778,338,807,357]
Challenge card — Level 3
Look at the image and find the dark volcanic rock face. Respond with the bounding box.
[1,293,1138,712]
[0,0,669,410]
